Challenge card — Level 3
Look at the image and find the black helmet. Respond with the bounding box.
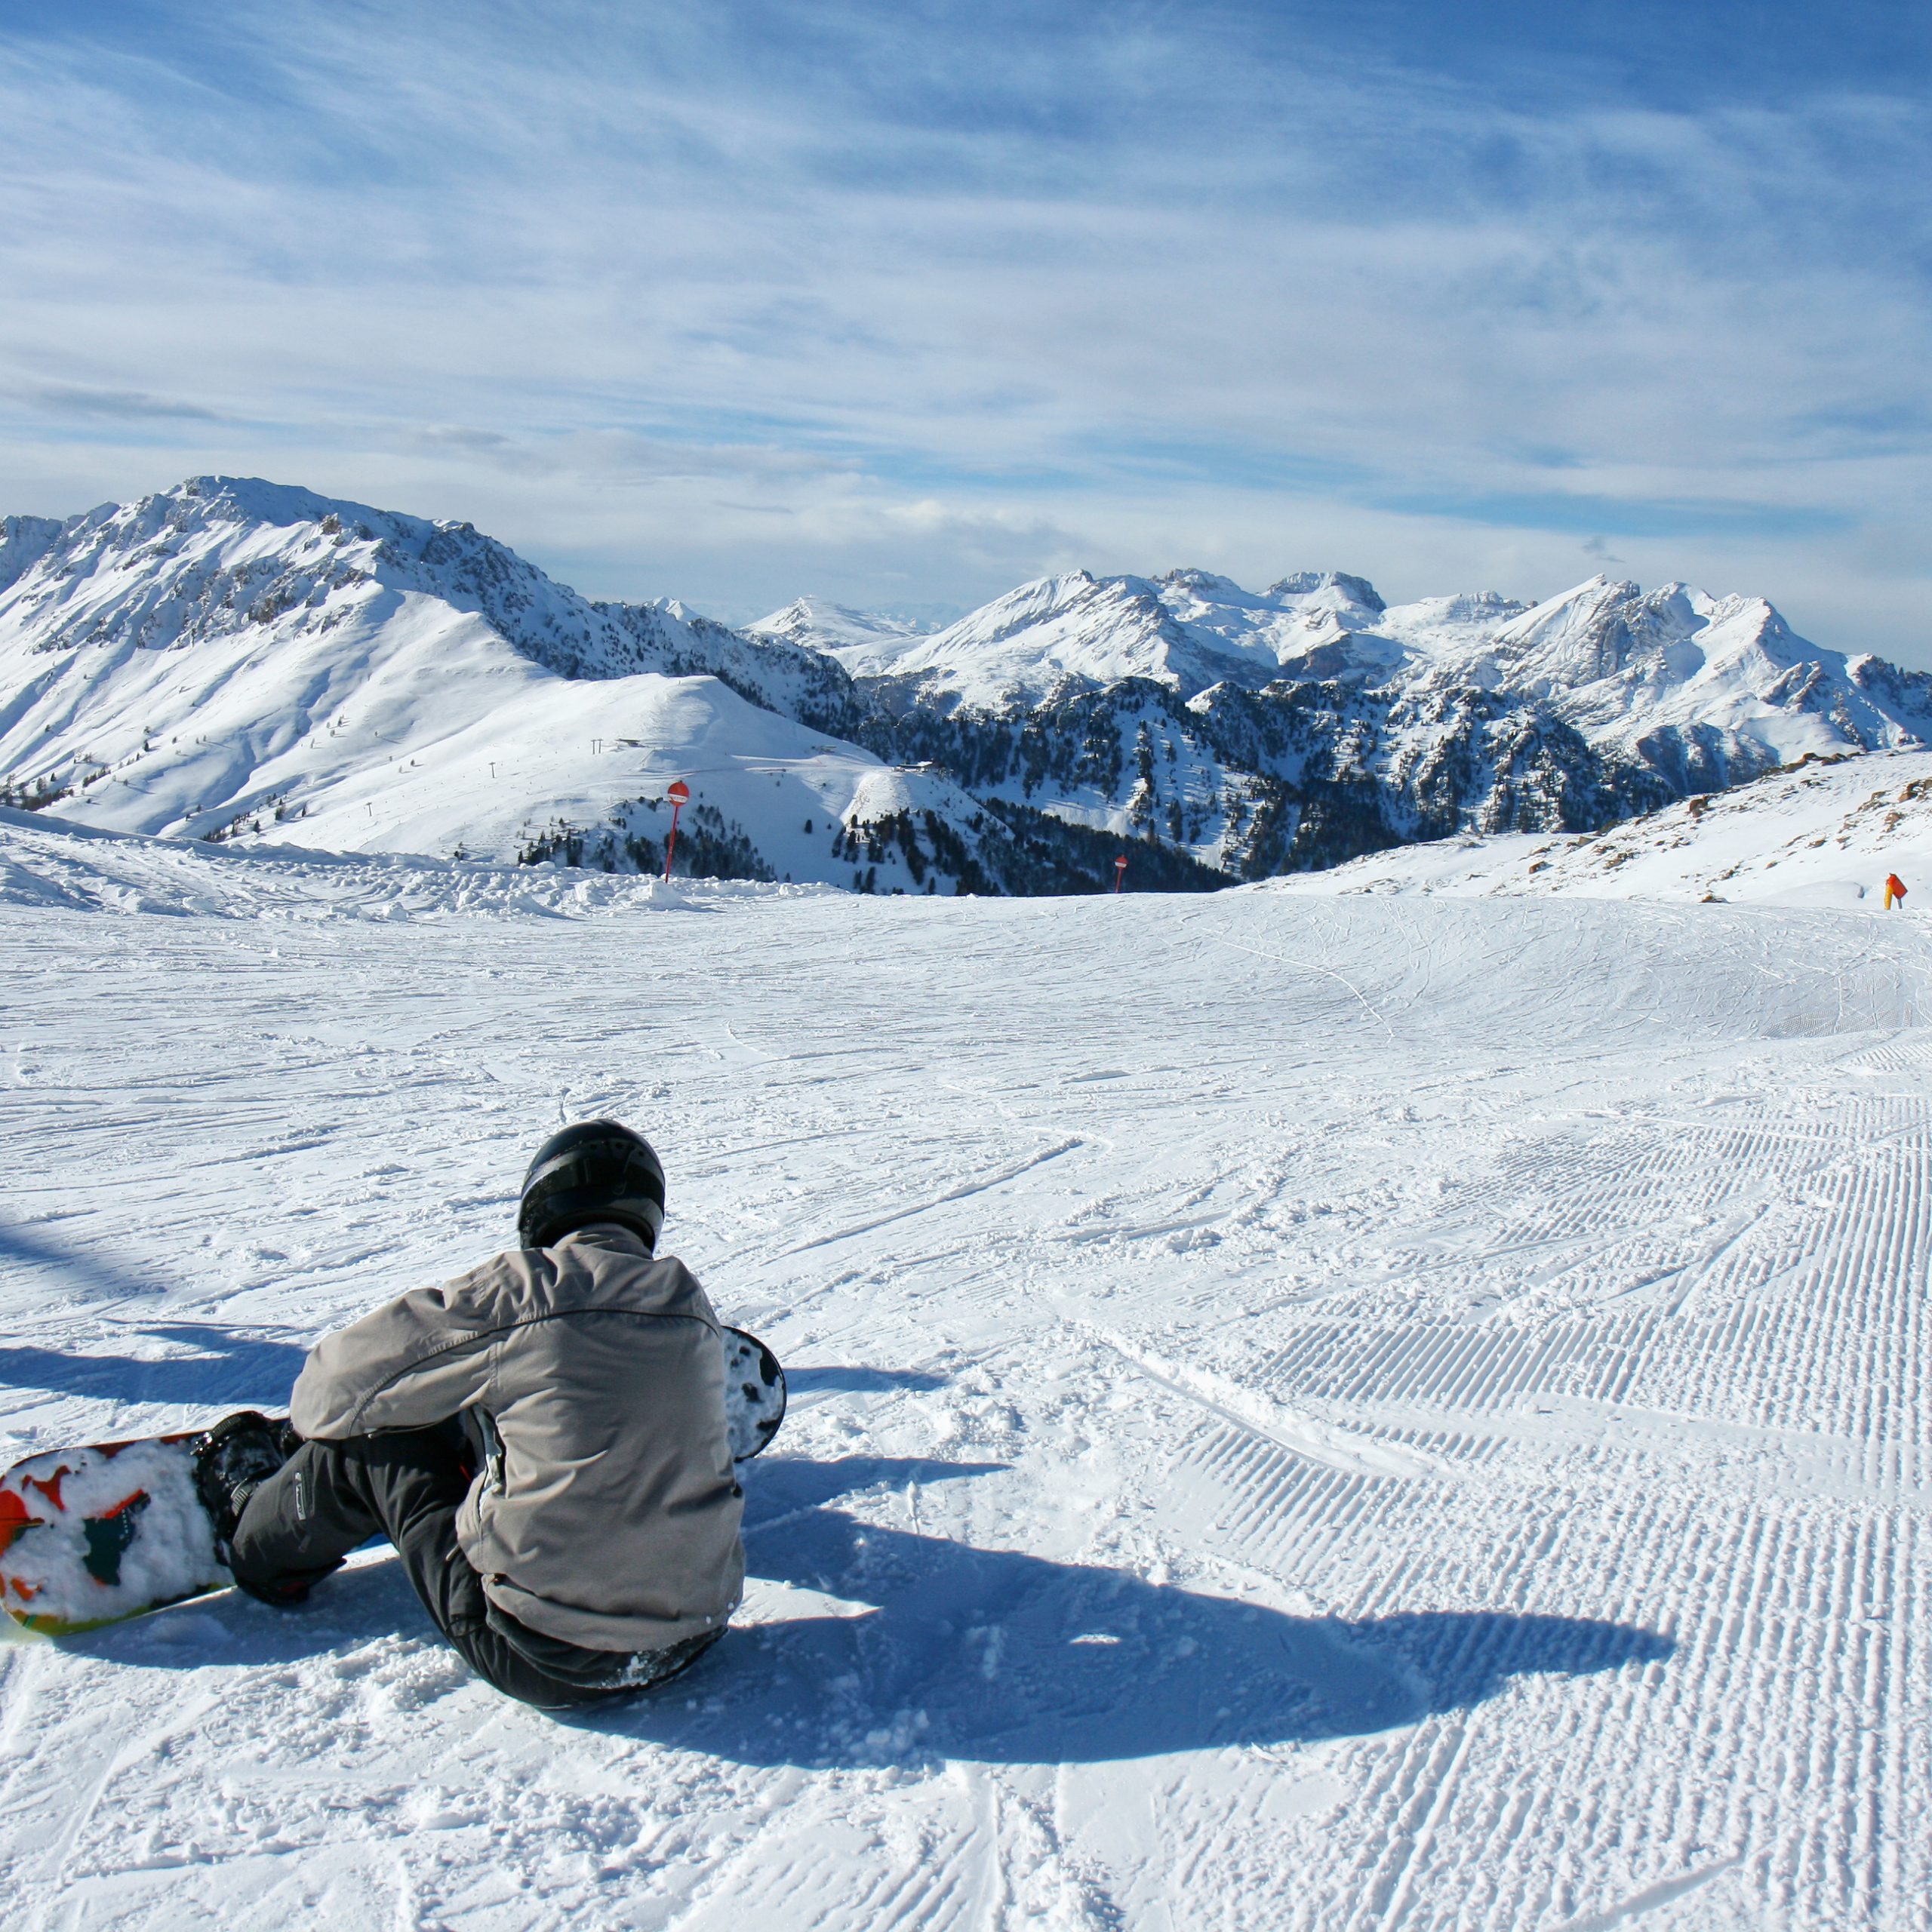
[517,1120,666,1251]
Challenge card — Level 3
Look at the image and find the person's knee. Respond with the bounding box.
[225,1531,343,1604]
[226,1484,346,1601]
[339,1425,475,1513]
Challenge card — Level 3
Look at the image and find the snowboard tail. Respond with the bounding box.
[721,1325,786,1463]
[0,1324,787,1636]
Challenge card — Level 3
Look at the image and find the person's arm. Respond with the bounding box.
[290,1272,503,1438]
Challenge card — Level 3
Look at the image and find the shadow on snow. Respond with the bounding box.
[0,1324,304,1411]
[587,1524,1672,1767]
[0,1214,177,1305]
[784,1367,949,1395]
[0,1213,304,1410]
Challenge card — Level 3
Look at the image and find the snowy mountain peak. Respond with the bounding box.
[747,595,928,671]
[166,473,388,531]
[14,473,607,676]
[1379,589,1533,640]
[1,474,863,715]
[1407,571,1932,789]
[1263,570,1386,614]
[61,475,439,583]
[1156,568,1247,598]
[1487,575,1705,691]
[961,571,1124,644]
[0,514,66,594]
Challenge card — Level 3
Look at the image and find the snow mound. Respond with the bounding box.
[0,807,837,921]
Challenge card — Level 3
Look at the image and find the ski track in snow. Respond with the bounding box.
[0,827,1927,1926]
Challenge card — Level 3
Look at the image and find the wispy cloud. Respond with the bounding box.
[21,383,230,423]
[0,2,1927,649]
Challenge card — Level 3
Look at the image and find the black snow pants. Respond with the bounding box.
[228,1424,717,1711]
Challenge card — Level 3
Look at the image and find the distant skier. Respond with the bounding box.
[192,1121,743,1709]
[1886,873,1908,910]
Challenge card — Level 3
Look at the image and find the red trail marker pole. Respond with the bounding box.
[663,779,691,881]
[1114,854,1128,894]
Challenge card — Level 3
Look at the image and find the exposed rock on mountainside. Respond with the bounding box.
[0,516,66,593]
[841,672,1667,878]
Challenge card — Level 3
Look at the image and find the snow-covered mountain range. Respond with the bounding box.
[758,565,1932,876]
[757,569,1401,704]
[5,475,1930,892]
[762,567,1927,780]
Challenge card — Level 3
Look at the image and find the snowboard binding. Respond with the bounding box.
[191,1412,300,1564]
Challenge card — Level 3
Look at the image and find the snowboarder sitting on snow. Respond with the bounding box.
[191,1121,744,1710]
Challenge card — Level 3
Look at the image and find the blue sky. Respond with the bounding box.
[2,1,1929,654]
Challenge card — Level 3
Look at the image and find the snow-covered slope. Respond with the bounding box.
[1258,746,1932,907]
[0,804,829,920]
[0,478,1011,891]
[2,848,1927,1926]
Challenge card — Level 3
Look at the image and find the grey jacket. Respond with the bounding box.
[289,1226,744,1654]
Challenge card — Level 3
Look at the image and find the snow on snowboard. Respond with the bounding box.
[0,1325,785,1636]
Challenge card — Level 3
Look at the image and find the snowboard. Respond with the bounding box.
[0,1324,786,1637]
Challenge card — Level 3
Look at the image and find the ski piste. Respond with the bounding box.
[0,1324,784,1637]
